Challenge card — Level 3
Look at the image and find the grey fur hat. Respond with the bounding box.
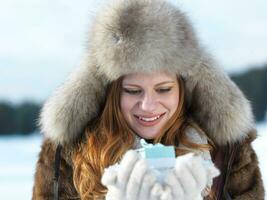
[40,0,254,146]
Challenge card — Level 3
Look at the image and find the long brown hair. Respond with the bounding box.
[73,75,212,199]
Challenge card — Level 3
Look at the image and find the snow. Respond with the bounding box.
[0,134,41,200]
[0,124,266,200]
[253,122,267,196]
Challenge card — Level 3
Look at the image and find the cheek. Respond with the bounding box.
[120,95,136,117]
[165,93,179,113]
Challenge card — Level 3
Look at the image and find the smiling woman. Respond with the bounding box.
[120,71,180,140]
[32,0,264,199]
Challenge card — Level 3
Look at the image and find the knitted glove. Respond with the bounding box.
[161,153,220,200]
[101,150,163,200]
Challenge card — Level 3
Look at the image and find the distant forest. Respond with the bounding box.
[231,64,267,122]
[0,102,40,135]
[0,64,266,135]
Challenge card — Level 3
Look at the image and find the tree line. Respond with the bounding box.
[231,64,267,122]
[0,102,41,135]
[0,64,266,135]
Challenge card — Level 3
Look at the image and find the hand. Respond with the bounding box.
[161,153,220,200]
[101,150,163,200]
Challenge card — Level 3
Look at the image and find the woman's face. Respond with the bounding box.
[120,71,179,139]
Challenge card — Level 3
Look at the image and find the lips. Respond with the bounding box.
[134,113,166,126]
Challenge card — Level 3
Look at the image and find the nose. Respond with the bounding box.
[140,92,157,112]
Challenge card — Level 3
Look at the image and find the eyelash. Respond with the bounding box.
[123,89,141,94]
[156,88,172,93]
[123,88,172,95]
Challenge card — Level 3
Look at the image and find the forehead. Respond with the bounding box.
[122,71,177,85]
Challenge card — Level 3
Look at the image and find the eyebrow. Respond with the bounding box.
[155,81,175,86]
[123,81,175,87]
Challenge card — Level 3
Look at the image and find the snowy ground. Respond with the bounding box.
[0,124,266,200]
[252,122,267,198]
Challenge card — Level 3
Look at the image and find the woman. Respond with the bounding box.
[32,0,265,199]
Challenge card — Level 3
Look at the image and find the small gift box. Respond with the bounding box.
[136,139,176,169]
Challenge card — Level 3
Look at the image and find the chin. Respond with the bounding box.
[141,136,155,140]
[137,131,160,140]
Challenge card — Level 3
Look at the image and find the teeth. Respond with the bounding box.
[139,115,161,122]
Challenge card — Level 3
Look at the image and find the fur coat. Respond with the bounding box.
[32,0,265,199]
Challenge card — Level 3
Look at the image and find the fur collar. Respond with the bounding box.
[39,0,254,146]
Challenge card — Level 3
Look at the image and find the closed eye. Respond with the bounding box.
[123,88,142,95]
[156,88,172,93]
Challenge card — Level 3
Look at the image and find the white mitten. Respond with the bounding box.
[162,153,220,200]
[101,150,163,200]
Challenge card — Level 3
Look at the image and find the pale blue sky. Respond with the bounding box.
[0,0,267,102]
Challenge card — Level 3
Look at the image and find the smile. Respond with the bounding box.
[138,115,161,121]
[134,113,166,126]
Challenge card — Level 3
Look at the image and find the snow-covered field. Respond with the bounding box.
[0,124,266,200]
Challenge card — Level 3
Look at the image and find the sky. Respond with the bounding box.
[0,0,267,102]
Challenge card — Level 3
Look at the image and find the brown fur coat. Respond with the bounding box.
[32,130,264,200]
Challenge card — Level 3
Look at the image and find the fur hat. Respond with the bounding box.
[40,0,254,146]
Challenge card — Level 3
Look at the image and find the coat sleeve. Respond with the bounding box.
[32,139,80,200]
[226,131,265,200]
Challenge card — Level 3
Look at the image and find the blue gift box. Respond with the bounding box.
[137,139,176,169]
